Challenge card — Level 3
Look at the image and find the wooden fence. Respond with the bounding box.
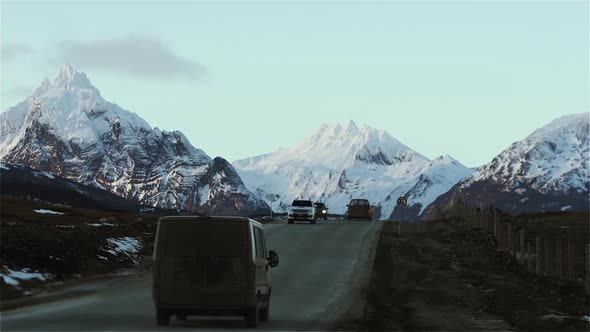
[444,201,590,293]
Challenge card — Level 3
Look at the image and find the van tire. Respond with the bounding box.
[245,304,259,327]
[259,302,270,322]
[156,309,170,326]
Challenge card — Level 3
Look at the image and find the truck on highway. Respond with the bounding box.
[287,199,316,224]
[152,216,279,327]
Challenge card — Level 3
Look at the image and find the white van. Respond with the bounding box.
[152,216,279,327]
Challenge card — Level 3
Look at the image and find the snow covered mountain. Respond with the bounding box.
[0,64,269,215]
[233,121,474,220]
[423,113,590,218]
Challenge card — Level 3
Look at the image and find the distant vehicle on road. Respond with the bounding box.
[314,202,328,220]
[346,199,374,221]
[152,216,279,327]
[288,199,316,224]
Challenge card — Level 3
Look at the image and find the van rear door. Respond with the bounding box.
[154,220,251,306]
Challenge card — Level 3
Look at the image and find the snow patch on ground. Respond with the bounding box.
[33,209,64,215]
[41,171,55,179]
[85,223,115,227]
[103,237,141,258]
[540,312,572,322]
[0,266,52,286]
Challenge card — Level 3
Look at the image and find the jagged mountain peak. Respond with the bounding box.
[345,119,359,132]
[1,64,153,150]
[236,122,427,171]
[528,112,588,140]
[52,64,95,90]
[429,154,462,166]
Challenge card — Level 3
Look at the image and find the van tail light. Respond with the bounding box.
[368,208,372,215]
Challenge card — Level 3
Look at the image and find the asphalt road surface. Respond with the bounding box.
[2,220,381,331]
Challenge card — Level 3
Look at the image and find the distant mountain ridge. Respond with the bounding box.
[233,121,474,220]
[0,64,269,216]
[422,112,590,219]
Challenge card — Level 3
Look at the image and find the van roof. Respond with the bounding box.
[158,215,263,227]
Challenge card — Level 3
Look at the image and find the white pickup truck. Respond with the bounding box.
[287,199,316,224]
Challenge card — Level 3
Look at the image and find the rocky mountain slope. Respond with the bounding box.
[0,162,141,211]
[423,113,589,218]
[0,64,269,216]
[233,121,474,220]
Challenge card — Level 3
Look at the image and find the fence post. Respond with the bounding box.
[498,223,506,250]
[544,240,551,277]
[519,229,526,261]
[508,224,514,254]
[493,210,498,238]
[536,237,542,276]
[527,242,534,272]
[567,239,574,281]
[586,244,590,293]
[505,223,510,252]
[556,239,562,279]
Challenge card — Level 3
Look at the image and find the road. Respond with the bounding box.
[1,220,381,331]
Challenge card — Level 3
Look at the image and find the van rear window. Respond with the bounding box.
[161,223,246,257]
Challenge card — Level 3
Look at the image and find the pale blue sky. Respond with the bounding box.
[2,1,588,167]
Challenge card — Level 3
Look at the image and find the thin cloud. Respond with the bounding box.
[2,43,33,62]
[55,36,208,81]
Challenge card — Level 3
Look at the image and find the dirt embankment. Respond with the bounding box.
[337,220,588,331]
[0,196,159,302]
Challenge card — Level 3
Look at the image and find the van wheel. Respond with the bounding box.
[260,302,270,322]
[245,304,259,327]
[156,309,170,326]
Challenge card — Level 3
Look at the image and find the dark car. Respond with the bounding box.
[346,199,374,221]
[314,202,328,220]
